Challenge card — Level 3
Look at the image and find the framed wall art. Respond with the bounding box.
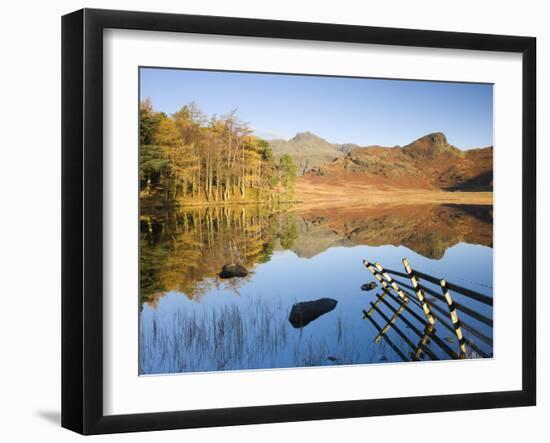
[62,8,536,434]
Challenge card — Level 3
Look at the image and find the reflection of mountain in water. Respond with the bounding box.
[290,204,493,259]
[140,203,492,306]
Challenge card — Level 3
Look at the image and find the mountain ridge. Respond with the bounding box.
[268,131,492,191]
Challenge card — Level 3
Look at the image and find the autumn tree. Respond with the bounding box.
[278,154,298,199]
[140,100,294,206]
[139,99,169,195]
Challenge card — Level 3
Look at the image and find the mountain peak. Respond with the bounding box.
[291,131,325,142]
[268,131,343,175]
[428,131,447,143]
[412,132,448,147]
[403,132,462,158]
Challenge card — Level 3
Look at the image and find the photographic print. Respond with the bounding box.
[138,68,494,375]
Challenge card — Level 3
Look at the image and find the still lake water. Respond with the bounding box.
[139,203,493,375]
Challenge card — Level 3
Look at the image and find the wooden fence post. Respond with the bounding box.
[363,260,408,303]
[440,279,467,357]
[374,262,409,303]
[402,258,436,326]
[413,324,435,361]
[363,261,406,303]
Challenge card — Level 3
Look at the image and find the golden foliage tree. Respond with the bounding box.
[140,99,296,206]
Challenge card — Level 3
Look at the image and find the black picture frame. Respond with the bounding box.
[62,8,537,435]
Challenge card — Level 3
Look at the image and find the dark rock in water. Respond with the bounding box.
[361,281,377,291]
[288,298,338,328]
[219,263,249,279]
[327,356,337,362]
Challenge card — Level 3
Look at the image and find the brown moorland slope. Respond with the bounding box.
[300,132,493,192]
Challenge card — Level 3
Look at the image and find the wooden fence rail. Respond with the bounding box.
[362,258,493,361]
[384,267,493,306]
[363,314,408,362]
[391,276,493,327]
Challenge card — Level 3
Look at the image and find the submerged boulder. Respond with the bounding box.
[288,298,338,328]
[219,263,249,279]
[361,281,377,291]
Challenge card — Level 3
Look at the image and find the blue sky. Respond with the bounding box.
[140,67,493,149]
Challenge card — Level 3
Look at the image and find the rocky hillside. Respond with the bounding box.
[269,131,344,175]
[270,131,493,191]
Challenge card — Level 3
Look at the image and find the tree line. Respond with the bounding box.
[140,99,297,206]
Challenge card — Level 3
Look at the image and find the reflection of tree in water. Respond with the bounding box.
[140,203,493,308]
[276,213,298,250]
[140,205,297,306]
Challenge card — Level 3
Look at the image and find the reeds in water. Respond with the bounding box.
[139,296,369,374]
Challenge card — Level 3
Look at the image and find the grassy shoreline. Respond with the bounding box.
[141,188,493,212]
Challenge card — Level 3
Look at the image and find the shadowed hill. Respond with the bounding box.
[269,131,344,175]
